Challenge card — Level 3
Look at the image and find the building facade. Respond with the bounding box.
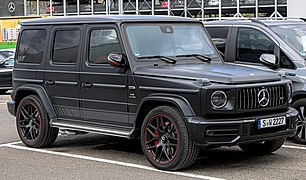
[1,0,288,20]
[0,0,24,16]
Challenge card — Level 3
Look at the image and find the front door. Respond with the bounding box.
[80,25,129,126]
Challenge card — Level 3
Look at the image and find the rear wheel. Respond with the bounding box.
[239,138,285,155]
[292,99,306,144]
[16,95,58,147]
[141,106,199,170]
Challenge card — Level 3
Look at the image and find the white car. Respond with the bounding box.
[0,49,15,58]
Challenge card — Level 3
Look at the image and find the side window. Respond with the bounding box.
[88,29,122,64]
[237,28,275,63]
[280,50,294,69]
[52,29,80,64]
[17,29,46,64]
[206,27,229,55]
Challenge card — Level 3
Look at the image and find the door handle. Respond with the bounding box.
[82,82,93,88]
[45,80,55,85]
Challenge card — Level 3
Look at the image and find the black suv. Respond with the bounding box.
[8,16,297,170]
[205,19,306,144]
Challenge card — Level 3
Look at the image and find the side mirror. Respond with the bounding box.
[259,54,278,69]
[107,53,126,68]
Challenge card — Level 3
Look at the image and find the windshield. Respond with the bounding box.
[271,24,306,58]
[125,23,217,60]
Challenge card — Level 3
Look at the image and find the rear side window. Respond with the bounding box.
[17,29,46,64]
[52,29,80,64]
[206,27,229,55]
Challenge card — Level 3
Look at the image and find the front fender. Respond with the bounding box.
[137,94,196,117]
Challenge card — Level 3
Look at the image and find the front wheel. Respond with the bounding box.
[16,95,59,148]
[292,99,306,144]
[239,138,285,155]
[141,106,199,170]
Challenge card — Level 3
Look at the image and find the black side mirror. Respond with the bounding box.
[107,53,126,68]
[259,54,278,69]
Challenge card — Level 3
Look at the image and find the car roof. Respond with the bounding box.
[204,18,306,27]
[21,15,199,26]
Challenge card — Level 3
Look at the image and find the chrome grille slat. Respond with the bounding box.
[280,86,283,105]
[250,89,254,109]
[243,89,246,109]
[275,86,278,106]
[238,85,286,110]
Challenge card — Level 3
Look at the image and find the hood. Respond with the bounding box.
[134,63,280,85]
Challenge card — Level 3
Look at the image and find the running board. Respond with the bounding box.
[52,122,132,138]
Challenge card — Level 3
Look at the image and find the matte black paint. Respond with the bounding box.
[8,16,297,146]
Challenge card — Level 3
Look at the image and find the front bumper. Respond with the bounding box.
[188,107,298,147]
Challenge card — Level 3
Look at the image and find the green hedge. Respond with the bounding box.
[0,42,16,50]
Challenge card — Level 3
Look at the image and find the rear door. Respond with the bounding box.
[44,26,83,120]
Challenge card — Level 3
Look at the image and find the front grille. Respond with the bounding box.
[238,85,286,110]
[205,125,240,142]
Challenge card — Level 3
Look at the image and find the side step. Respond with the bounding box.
[52,122,132,138]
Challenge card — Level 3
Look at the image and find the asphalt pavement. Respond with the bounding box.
[0,94,306,180]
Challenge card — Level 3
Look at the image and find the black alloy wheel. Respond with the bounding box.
[141,106,199,170]
[144,114,179,165]
[16,95,59,147]
[17,101,41,141]
[292,99,306,144]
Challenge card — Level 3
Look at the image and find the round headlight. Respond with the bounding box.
[211,90,228,109]
[287,83,292,103]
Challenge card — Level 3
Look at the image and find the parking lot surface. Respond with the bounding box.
[1,94,306,180]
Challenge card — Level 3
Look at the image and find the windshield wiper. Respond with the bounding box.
[176,54,212,63]
[137,55,177,64]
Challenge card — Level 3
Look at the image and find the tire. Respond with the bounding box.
[292,99,306,144]
[239,138,285,155]
[16,95,59,148]
[0,90,7,94]
[140,106,199,170]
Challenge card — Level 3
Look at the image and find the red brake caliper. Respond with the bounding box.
[154,130,159,145]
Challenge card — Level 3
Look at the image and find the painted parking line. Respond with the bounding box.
[0,141,21,147]
[1,143,225,180]
[0,141,304,179]
[282,145,306,150]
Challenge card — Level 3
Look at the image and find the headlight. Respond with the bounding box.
[287,83,292,103]
[211,90,228,109]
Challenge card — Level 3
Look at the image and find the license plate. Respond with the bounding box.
[257,116,286,129]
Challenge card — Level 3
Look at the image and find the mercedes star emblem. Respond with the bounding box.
[8,2,16,13]
[258,89,269,107]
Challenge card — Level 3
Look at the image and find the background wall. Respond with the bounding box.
[287,0,306,18]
